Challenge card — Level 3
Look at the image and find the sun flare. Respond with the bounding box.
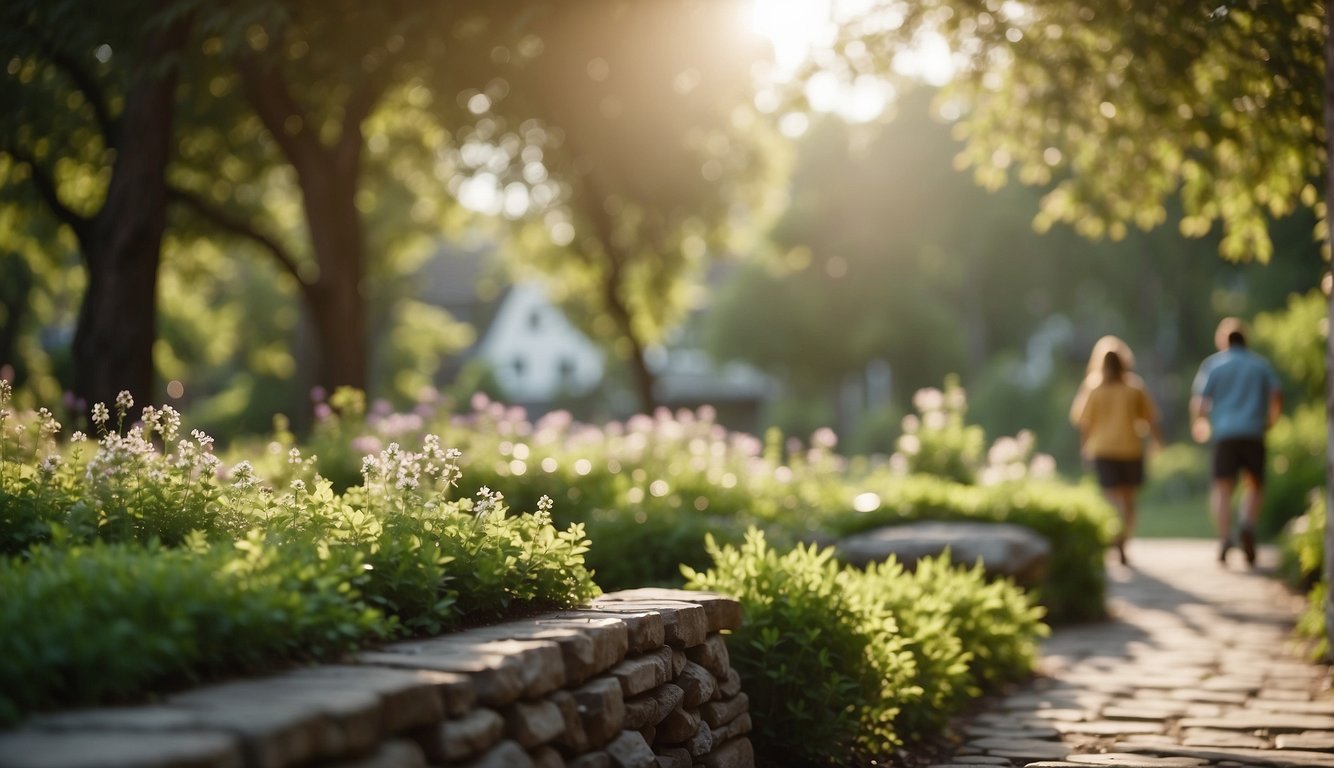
[748,0,833,71]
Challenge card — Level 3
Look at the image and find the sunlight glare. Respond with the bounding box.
[749,0,833,72]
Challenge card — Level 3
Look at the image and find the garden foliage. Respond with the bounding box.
[0,383,599,723]
[1,377,1099,750]
[684,529,1048,765]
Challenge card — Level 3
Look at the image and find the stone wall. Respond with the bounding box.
[0,589,752,768]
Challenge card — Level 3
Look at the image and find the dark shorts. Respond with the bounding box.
[1212,438,1266,483]
[1093,458,1144,488]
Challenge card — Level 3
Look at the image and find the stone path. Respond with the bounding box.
[935,538,1334,768]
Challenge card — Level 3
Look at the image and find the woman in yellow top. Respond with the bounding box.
[1071,338,1164,565]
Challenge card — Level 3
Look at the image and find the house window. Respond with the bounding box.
[512,357,526,378]
[528,310,542,331]
[558,357,576,382]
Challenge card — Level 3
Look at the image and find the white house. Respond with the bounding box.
[474,282,605,402]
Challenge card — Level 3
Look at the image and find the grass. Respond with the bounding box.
[1135,494,1215,539]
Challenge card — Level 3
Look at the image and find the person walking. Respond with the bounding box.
[1071,336,1164,566]
[1190,317,1282,567]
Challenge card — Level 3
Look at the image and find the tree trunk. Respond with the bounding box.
[299,163,368,394]
[1322,0,1334,659]
[600,255,658,414]
[71,14,188,415]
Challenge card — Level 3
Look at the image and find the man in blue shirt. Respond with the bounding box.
[1190,317,1283,567]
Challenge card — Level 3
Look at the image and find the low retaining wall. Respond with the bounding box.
[0,589,752,768]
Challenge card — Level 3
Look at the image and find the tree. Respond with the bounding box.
[826,0,1331,647]
[1,0,193,415]
[472,0,780,412]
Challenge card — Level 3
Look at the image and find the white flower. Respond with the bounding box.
[71,431,87,443]
[231,460,257,490]
[191,428,214,450]
[114,390,134,415]
[288,447,303,465]
[91,402,110,427]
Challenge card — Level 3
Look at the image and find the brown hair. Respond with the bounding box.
[1102,350,1124,383]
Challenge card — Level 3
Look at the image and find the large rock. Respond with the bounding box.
[835,521,1050,586]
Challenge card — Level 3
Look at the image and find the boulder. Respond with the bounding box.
[835,521,1050,587]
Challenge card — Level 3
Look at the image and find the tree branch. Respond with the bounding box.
[6,145,92,242]
[167,184,309,290]
[46,48,118,148]
[234,54,323,173]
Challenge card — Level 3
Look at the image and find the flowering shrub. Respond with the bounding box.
[0,384,598,723]
[892,377,1057,486]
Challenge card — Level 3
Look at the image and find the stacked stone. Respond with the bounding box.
[0,589,752,768]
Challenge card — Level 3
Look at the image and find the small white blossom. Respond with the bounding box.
[71,431,87,443]
[288,447,303,465]
[91,402,110,427]
[231,460,257,490]
[114,390,134,415]
[191,428,214,450]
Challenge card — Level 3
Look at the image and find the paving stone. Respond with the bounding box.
[1033,756,1206,767]
[597,589,742,634]
[1247,698,1334,715]
[1028,709,1091,722]
[1180,728,1268,749]
[0,729,242,768]
[717,668,743,699]
[623,683,684,730]
[1176,713,1334,732]
[603,730,656,768]
[567,753,611,768]
[1110,742,1334,767]
[946,756,1013,765]
[608,647,675,697]
[457,739,535,768]
[1274,731,1334,750]
[675,661,718,709]
[555,609,665,654]
[589,597,708,648]
[572,677,627,748]
[965,738,1070,760]
[472,617,630,684]
[324,740,426,768]
[699,693,749,729]
[358,649,525,707]
[412,707,504,763]
[1166,689,1249,705]
[965,726,1062,740]
[710,712,752,743]
[502,699,566,749]
[1050,720,1165,736]
[385,636,568,699]
[685,635,731,679]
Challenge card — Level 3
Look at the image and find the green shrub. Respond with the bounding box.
[684,530,1049,765]
[826,473,1115,623]
[1263,402,1326,538]
[0,535,381,725]
[0,391,601,724]
[684,530,919,765]
[1282,490,1328,661]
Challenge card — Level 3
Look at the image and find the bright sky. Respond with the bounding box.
[747,0,955,128]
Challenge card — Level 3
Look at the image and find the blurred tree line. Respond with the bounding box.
[1,0,1326,470]
[707,89,1324,462]
[1,0,777,427]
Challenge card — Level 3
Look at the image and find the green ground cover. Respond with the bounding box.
[0,381,1096,762]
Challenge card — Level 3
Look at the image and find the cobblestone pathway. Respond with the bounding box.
[936,538,1334,768]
